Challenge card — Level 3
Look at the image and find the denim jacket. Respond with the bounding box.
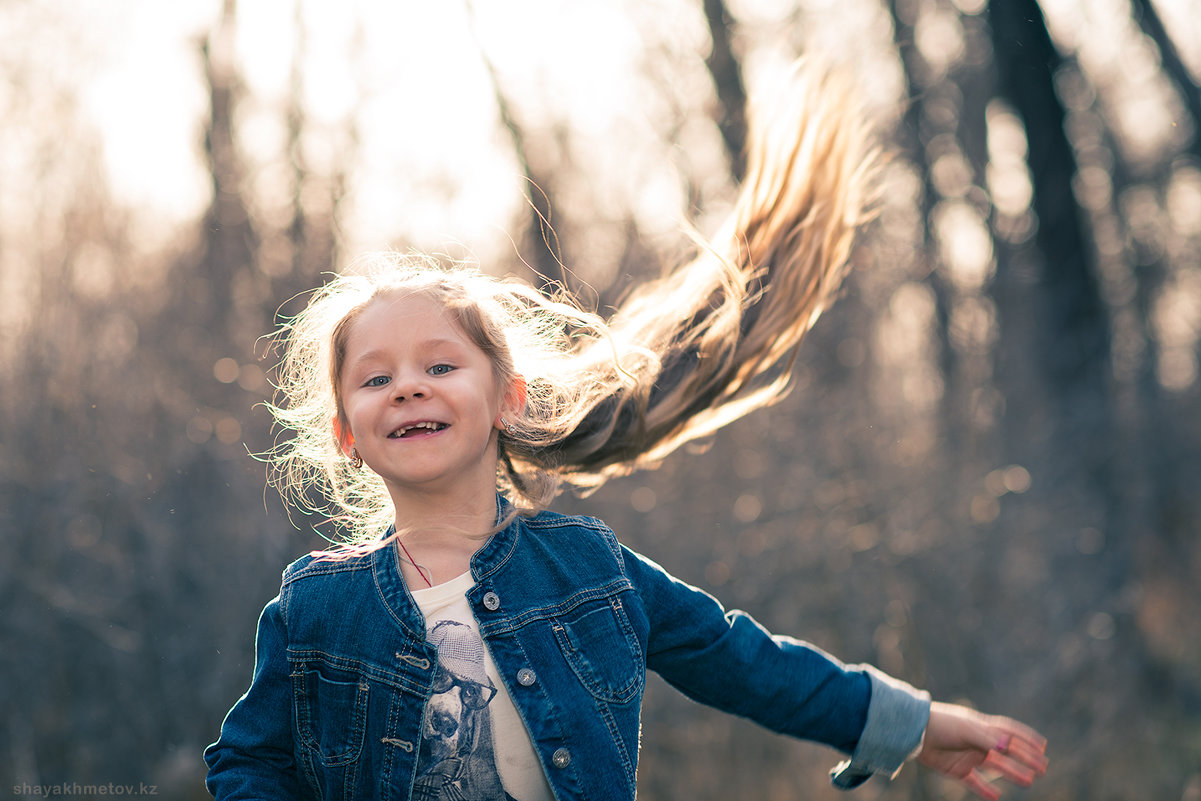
[204,504,929,800]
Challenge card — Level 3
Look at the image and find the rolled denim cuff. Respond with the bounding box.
[829,666,930,790]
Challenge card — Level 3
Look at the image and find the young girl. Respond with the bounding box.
[205,67,1048,801]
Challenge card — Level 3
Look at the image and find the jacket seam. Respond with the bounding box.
[286,649,429,695]
[478,579,635,635]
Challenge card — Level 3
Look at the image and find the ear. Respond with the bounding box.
[495,375,528,429]
[506,375,528,413]
[332,415,355,456]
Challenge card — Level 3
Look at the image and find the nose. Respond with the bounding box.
[389,369,429,402]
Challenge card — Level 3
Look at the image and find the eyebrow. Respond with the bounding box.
[347,338,468,368]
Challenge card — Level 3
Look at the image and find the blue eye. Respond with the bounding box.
[429,364,454,376]
[365,375,390,387]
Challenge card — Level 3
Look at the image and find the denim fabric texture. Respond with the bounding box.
[204,502,930,800]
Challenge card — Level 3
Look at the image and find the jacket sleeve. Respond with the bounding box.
[204,594,301,800]
[622,545,929,788]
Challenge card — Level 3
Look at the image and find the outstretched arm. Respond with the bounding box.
[918,702,1049,800]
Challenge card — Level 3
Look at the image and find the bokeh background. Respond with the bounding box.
[2,0,1199,799]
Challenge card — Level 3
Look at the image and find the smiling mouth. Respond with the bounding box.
[389,422,449,439]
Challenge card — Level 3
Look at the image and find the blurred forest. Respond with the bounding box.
[2,0,1199,799]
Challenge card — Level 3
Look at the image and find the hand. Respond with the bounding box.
[917,701,1049,801]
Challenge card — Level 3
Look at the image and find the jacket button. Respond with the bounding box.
[517,668,536,686]
[552,748,571,769]
[482,592,501,611]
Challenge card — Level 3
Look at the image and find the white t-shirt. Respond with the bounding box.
[410,572,554,801]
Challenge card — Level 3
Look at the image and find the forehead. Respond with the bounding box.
[346,292,470,348]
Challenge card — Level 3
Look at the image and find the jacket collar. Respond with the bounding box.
[470,494,521,580]
[368,494,520,636]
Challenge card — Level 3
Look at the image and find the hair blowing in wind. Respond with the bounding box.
[548,64,880,480]
[265,64,881,544]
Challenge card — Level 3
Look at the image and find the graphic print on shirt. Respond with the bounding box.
[414,619,517,801]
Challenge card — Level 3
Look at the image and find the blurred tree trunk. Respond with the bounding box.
[465,2,568,294]
[987,3,1158,790]
[1114,1,1201,716]
[1130,0,1201,158]
[492,80,567,293]
[194,0,257,335]
[702,0,746,179]
[883,17,1010,776]
[988,5,1112,536]
[888,0,956,404]
[273,3,353,319]
[990,0,1111,395]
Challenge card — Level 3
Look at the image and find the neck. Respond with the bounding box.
[386,484,498,587]
[394,501,497,545]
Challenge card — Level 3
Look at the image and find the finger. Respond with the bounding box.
[985,720,1049,776]
[992,718,1048,752]
[982,750,1038,787]
[962,768,1002,801]
[990,728,1050,777]
[1001,736,1050,775]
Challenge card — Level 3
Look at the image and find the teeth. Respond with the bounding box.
[394,421,444,437]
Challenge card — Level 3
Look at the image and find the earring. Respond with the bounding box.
[350,449,363,470]
[500,417,517,435]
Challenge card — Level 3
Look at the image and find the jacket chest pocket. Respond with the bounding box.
[552,596,644,704]
[292,661,369,767]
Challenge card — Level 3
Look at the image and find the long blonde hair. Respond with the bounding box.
[267,64,880,545]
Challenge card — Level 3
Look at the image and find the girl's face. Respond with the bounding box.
[337,292,513,502]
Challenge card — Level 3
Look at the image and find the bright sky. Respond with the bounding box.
[68,0,687,260]
[80,0,218,227]
[11,0,1200,259]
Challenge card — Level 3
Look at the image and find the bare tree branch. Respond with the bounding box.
[463,0,568,293]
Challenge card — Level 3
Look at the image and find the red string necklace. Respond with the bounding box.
[397,538,434,588]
